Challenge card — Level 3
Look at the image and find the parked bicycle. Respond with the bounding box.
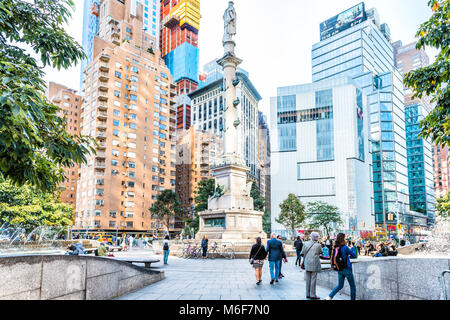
[207,242,235,259]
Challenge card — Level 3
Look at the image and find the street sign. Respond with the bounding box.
[397,223,402,230]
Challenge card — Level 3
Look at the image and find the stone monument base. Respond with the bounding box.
[196,209,267,242]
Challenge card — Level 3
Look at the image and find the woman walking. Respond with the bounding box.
[163,235,170,265]
[249,237,267,285]
[326,233,357,300]
[301,232,323,299]
[201,235,208,259]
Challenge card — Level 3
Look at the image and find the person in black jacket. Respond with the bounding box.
[294,236,304,267]
[249,237,267,285]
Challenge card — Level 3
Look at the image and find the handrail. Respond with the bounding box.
[441,270,450,300]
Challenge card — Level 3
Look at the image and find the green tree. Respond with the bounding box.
[250,182,265,211]
[0,0,95,192]
[0,177,73,232]
[306,201,343,238]
[403,0,449,146]
[184,179,215,235]
[149,189,185,232]
[194,179,215,213]
[436,192,449,219]
[249,181,271,236]
[276,194,306,239]
[262,210,272,237]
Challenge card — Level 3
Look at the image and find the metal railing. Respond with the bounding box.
[441,270,450,300]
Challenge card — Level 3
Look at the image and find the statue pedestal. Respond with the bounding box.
[195,163,267,242]
[196,209,266,242]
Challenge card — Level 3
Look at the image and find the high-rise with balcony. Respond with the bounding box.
[47,82,83,209]
[160,0,201,131]
[81,0,160,92]
[75,0,176,234]
[175,127,223,214]
[311,2,428,233]
[393,40,435,226]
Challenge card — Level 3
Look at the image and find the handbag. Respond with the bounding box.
[301,243,314,270]
[250,244,263,265]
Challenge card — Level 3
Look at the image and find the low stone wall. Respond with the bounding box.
[0,255,164,300]
[316,257,450,300]
[397,242,426,255]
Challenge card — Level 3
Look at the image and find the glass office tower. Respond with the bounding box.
[405,103,435,225]
[311,3,427,231]
[80,0,100,92]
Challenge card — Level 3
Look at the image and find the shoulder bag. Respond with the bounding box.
[250,244,263,265]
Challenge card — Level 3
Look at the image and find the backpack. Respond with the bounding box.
[163,242,169,250]
[332,247,347,271]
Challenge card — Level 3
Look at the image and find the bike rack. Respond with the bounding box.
[441,270,450,300]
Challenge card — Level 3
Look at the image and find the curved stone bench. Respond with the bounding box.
[0,255,164,300]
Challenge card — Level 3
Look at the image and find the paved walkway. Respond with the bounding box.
[116,249,348,300]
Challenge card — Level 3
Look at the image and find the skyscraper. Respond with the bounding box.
[80,0,100,91]
[75,0,176,234]
[160,0,201,131]
[393,40,435,226]
[175,127,223,214]
[311,2,428,232]
[81,0,160,92]
[270,78,374,236]
[189,71,262,183]
[47,82,82,209]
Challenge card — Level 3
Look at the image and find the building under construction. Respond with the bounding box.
[160,0,201,131]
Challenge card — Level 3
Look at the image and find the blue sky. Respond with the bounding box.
[44,0,435,118]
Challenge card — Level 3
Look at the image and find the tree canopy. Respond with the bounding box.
[276,193,306,239]
[149,189,185,231]
[0,177,73,232]
[436,192,449,219]
[0,0,95,192]
[403,0,449,146]
[250,182,265,212]
[194,179,215,213]
[306,201,343,238]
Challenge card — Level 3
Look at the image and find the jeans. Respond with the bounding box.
[269,260,282,280]
[163,249,170,264]
[329,268,356,300]
[296,249,301,265]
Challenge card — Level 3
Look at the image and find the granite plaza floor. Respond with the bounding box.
[116,249,349,300]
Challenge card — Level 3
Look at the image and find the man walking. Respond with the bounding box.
[294,236,304,267]
[267,233,287,285]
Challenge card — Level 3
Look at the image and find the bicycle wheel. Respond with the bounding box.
[223,248,235,259]
[208,249,217,259]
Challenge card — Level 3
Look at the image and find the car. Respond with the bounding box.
[0,235,10,241]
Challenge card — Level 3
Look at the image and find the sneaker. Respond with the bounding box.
[275,279,278,283]
[325,297,332,300]
[256,280,262,285]
[310,296,320,300]
[270,280,274,285]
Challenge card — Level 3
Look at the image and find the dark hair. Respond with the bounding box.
[334,233,346,249]
[297,236,301,240]
[256,237,261,245]
[165,235,169,240]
